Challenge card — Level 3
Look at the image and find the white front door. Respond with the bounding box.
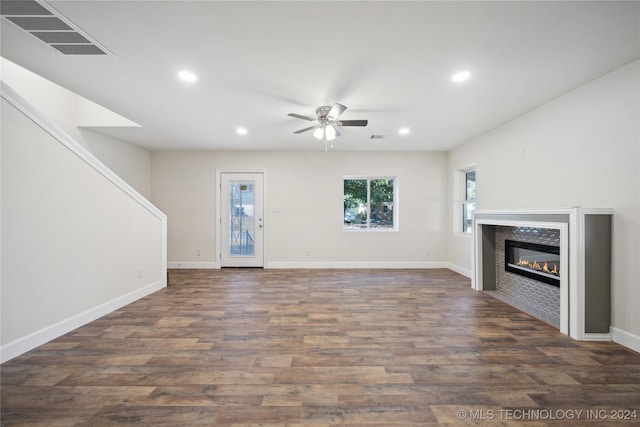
[220,173,264,267]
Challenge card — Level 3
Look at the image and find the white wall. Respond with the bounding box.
[447,60,640,346]
[0,58,151,198]
[1,92,166,362]
[151,151,448,268]
[79,128,151,197]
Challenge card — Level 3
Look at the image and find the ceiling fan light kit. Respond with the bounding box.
[325,124,338,141]
[288,103,368,149]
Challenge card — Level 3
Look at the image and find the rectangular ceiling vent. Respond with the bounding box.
[1,0,110,55]
[370,134,386,140]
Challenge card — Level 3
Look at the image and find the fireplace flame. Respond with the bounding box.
[517,258,559,276]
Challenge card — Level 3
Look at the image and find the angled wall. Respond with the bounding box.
[0,58,150,198]
[1,84,167,362]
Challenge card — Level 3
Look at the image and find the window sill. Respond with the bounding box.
[343,228,399,233]
[453,232,473,239]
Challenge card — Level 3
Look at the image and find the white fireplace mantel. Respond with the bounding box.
[472,208,612,341]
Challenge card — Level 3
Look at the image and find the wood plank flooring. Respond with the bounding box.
[2,268,639,426]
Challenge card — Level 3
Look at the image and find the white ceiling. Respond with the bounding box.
[2,1,639,152]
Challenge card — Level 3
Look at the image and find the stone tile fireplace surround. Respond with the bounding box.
[472,208,612,341]
[490,226,561,328]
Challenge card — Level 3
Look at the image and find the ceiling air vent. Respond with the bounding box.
[370,134,386,140]
[1,0,110,55]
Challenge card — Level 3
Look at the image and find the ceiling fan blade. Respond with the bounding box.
[327,103,347,121]
[293,125,317,134]
[338,119,368,127]
[288,113,315,121]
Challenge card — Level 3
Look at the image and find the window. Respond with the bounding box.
[344,177,396,230]
[462,169,476,233]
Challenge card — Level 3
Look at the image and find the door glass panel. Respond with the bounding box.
[229,181,255,256]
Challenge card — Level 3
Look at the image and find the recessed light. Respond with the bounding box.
[451,70,471,83]
[177,70,197,82]
[236,127,248,135]
[398,128,410,135]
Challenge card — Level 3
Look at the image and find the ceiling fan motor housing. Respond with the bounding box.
[316,106,331,123]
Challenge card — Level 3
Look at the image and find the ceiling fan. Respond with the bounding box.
[288,103,368,146]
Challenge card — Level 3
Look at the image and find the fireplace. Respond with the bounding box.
[505,240,560,286]
[474,208,612,340]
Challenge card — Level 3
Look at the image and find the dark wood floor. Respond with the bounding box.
[2,269,639,426]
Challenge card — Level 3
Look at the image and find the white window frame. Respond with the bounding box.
[453,165,476,235]
[343,176,398,232]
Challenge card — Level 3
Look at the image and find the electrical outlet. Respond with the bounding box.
[306,250,312,257]
[196,249,201,256]
[137,268,143,279]
[425,249,431,256]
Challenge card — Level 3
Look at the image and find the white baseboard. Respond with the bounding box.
[168,262,219,269]
[583,333,612,342]
[443,263,472,278]
[611,326,640,353]
[265,261,451,269]
[166,260,472,276]
[0,280,165,363]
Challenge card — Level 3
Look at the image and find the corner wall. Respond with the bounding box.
[1,85,167,362]
[447,60,640,350]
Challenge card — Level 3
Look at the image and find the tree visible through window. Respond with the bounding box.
[463,170,476,233]
[344,178,396,230]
